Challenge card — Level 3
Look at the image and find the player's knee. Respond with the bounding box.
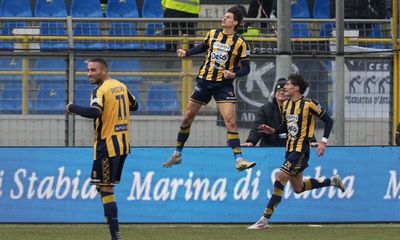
[293,187,303,194]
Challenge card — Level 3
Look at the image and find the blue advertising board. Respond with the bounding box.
[0,147,399,223]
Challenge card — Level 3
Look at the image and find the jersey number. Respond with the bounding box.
[116,94,127,120]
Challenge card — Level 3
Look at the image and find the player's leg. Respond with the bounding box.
[248,170,290,229]
[163,80,210,167]
[92,155,127,240]
[99,185,121,240]
[288,153,345,193]
[217,102,255,171]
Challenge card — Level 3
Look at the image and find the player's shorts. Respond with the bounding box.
[90,154,127,185]
[190,79,237,104]
[280,151,310,176]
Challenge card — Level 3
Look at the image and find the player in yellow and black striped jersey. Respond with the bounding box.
[163,5,256,172]
[248,73,345,230]
[66,58,137,240]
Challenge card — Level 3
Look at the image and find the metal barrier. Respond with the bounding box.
[0,17,397,147]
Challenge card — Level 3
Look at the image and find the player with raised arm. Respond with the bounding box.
[163,5,256,171]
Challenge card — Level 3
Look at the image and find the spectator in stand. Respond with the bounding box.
[162,0,200,51]
[242,78,287,147]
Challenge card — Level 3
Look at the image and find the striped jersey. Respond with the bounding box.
[90,78,137,159]
[282,97,326,152]
[197,29,250,81]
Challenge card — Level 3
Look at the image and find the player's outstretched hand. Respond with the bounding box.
[316,141,327,157]
[258,124,275,134]
[177,49,186,58]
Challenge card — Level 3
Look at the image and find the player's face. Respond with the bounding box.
[275,88,287,102]
[284,80,297,97]
[221,12,237,30]
[87,62,107,85]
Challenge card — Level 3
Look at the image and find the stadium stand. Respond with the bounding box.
[109,59,143,84]
[313,0,330,19]
[0,58,22,81]
[106,0,139,18]
[0,22,28,50]
[108,22,140,50]
[71,0,104,50]
[32,58,66,81]
[146,83,179,114]
[36,82,66,112]
[39,22,68,50]
[142,0,165,50]
[0,82,22,113]
[0,0,32,17]
[35,0,67,17]
[75,81,92,106]
[106,0,140,50]
[70,0,102,17]
[291,0,310,18]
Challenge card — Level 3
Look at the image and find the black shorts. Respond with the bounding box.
[190,79,236,104]
[280,151,310,176]
[90,154,127,185]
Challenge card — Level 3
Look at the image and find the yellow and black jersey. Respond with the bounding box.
[90,78,137,159]
[197,29,250,82]
[282,97,325,152]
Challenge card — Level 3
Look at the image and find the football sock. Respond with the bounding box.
[101,191,121,240]
[264,180,284,219]
[300,178,331,192]
[227,131,242,159]
[175,125,191,152]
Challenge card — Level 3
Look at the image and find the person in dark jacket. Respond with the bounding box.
[396,123,400,146]
[243,78,287,147]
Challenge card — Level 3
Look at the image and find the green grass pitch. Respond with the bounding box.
[0,223,398,240]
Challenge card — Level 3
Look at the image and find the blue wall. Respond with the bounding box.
[0,147,399,223]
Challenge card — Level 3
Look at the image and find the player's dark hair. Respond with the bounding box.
[89,58,108,69]
[288,73,308,94]
[226,5,244,30]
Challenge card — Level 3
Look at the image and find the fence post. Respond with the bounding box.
[180,34,193,114]
[21,36,30,115]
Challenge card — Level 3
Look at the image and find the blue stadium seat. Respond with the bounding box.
[0,22,27,50]
[75,59,89,81]
[36,82,66,112]
[146,84,179,114]
[108,23,140,50]
[125,82,141,111]
[106,0,139,18]
[143,23,165,50]
[0,0,32,17]
[33,59,66,81]
[0,58,22,81]
[75,82,93,106]
[73,22,105,50]
[319,23,335,37]
[313,0,330,19]
[35,0,67,17]
[141,0,163,18]
[141,0,165,50]
[292,23,311,37]
[39,22,68,50]
[368,24,387,49]
[109,59,143,84]
[291,0,310,18]
[0,82,22,113]
[70,0,102,17]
